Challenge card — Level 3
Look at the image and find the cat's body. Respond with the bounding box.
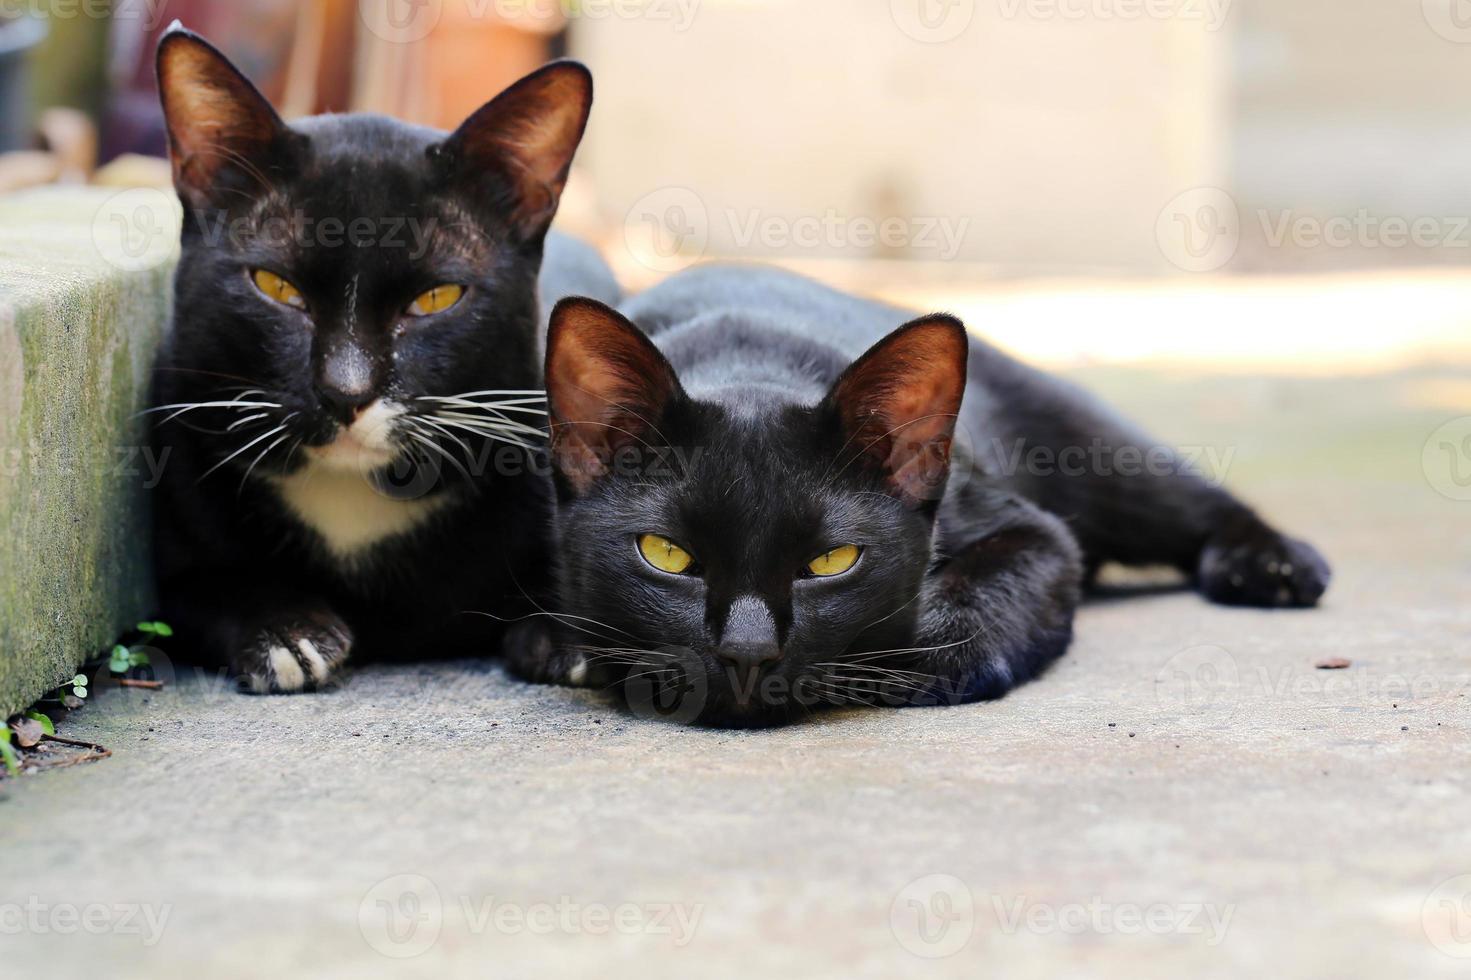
[530,265,1330,726]
[149,29,606,689]
[153,232,617,676]
[622,265,1279,579]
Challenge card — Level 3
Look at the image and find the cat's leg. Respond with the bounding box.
[861,492,1084,705]
[975,366,1331,608]
[501,620,623,690]
[1048,449,1330,608]
[160,575,353,694]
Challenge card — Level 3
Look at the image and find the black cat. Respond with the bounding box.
[148,28,615,691]
[524,265,1331,727]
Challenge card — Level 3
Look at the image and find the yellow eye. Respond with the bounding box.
[408,284,464,316]
[252,269,305,309]
[807,544,861,577]
[638,534,695,575]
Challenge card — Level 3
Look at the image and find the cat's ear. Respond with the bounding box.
[546,297,684,496]
[823,314,969,506]
[435,60,593,241]
[156,26,296,211]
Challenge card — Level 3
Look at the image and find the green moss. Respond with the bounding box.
[0,188,177,716]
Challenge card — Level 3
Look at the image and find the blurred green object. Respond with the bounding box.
[0,12,47,151]
[28,0,111,123]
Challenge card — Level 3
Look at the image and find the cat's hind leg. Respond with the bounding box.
[971,360,1331,608]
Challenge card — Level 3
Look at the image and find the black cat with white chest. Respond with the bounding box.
[527,266,1331,727]
[148,29,613,691]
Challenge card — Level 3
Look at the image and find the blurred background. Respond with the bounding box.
[2,0,1470,374]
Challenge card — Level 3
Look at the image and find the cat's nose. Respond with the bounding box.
[316,379,376,424]
[715,640,782,679]
[715,596,783,684]
[317,340,379,423]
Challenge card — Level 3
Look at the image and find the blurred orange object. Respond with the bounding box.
[354,0,563,129]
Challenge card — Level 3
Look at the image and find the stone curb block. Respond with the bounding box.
[0,186,178,717]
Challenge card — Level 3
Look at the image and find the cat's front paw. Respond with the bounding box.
[235,613,352,694]
[502,621,606,688]
[1198,525,1331,608]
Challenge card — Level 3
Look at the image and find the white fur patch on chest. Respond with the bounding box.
[269,465,451,560]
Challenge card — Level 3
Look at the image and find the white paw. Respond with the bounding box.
[236,622,351,694]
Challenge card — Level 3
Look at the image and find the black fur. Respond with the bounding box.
[527,265,1331,727]
[148,29,609,691]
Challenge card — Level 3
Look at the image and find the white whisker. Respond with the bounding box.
[196,424,288,483]
[435,411,546,437]
[412,417,475,461]
[405,430,473,483]
[238,432,291,493]
[226,412,269,432]
[418,389,547,401]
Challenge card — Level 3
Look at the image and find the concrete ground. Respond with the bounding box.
[2,365,1468,979]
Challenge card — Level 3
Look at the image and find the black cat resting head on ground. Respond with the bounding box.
[150,27,603,693]
[531,267,1330,728]
[540,297,970,727]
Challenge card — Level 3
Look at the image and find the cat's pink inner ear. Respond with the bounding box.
[445,61,592,237]
[545,298,680,495]
[829,315,969,505]
[157,33,286,208]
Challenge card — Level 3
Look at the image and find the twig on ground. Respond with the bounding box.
[41,734,110,753]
